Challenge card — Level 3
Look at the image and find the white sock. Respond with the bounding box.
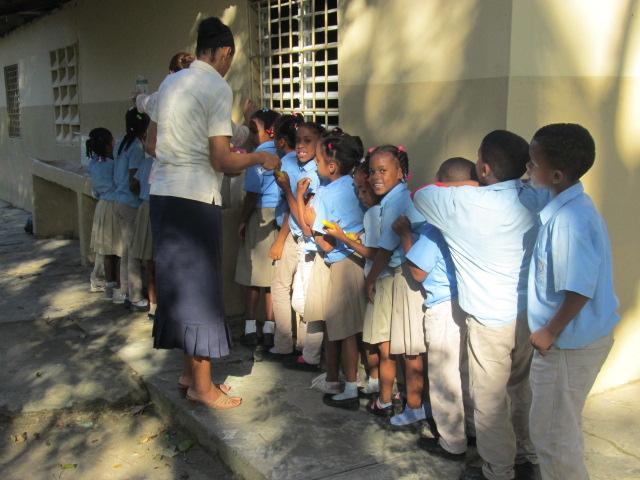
[368,378,379,388]
[149,303,157,315]
[263,320,275,334]
[332,381,358,401]
[376,398,392,409]
[244,319,256,335]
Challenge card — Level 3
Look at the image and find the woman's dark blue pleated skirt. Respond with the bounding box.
[150,194,229,358]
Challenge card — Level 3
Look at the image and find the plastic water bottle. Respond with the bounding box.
[135,75,148,94]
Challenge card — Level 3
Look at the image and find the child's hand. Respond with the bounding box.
[269,238,285,261]
[297,177,311,198]
[392,215,412,237]
[364,278,376,303]
[275,171,291,191]
[323,221,347,242]
[238,222,246,241]
[530,326,556,355]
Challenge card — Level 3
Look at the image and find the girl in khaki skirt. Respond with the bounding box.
[235,108,281,346]
[302,131,366,410]
[131,153,157,316]
[87,128,120,294]
[364,145,427,422]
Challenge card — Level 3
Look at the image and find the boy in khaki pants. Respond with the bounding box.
[526,123,620,480]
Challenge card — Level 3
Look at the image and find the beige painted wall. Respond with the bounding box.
[0,0,253,210]
[507,0,640,393]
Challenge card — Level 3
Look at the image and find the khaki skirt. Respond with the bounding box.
[90,199,123,257]
[390,264,427,355]
[235,207,278,287]
[325,255,366,341]
[303,253,331,322]
[362,274,394,345]
[131,200,153,261]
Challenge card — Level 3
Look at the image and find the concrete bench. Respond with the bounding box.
[31,159,245,316]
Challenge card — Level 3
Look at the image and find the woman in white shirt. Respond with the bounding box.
[148,17,279,410]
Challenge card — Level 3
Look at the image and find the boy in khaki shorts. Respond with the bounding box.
[526,123,620,480]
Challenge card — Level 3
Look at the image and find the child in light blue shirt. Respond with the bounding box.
[526,123,619,480]
[236,108,281,346]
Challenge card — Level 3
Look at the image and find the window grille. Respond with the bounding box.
[4,64,20,138]
[50,43,80,143]
[256,0,339,129]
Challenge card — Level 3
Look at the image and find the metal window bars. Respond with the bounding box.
[256,0,339,130]
[4,64,20,138]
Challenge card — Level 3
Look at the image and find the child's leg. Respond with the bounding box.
[104,255,117,283]
[529,335,612,480]
[91,253,105,287]
[264,287,273,322]
[242,286,260,339]
[404,354,424,409]
[340,335,359,383]
[271,233,298,353]
[378,341,396,404]
[301,320,324,364]
[325,339,341,383]
[364,343,380,380]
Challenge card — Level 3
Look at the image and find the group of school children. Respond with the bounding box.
[233,110,620,480]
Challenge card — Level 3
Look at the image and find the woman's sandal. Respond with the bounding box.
[178,379,231,394]
[185,386,242,410]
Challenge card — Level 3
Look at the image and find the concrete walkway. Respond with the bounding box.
[1,201,639,479]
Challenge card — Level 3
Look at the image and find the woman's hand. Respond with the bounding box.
[258,152,280,171]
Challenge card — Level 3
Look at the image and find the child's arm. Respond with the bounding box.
[364,249,392,303]
[392,215,427,283]
[238,192,258,240]
[269,214,290,261]
[314,232,336,253]
[323,223,375,259]
[530,292,589,354]
[296,178,314,237]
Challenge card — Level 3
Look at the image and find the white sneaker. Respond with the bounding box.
[360,380,380,395]
[112,290,128,304]
[90,280,106,293]
[310,373,342,394]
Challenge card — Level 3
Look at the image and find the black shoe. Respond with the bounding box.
[283,355,320,372]
[322,393,359,410]
[366,398,394,417]
[515,462,541,480]
[240,332,258,347]
[147,312,155,321]
[458,466,489,480]
[417,437,465,461]
[262,332,274,348]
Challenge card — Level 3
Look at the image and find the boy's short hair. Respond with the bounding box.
[532,123,595,181]
[437,157,477,182]
[479,130,529,181]
[196,17,234,56]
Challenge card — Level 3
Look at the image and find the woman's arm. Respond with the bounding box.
[209,136,279,173]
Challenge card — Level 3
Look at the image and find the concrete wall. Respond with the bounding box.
[506,0,640,393]
[0,0,253,210]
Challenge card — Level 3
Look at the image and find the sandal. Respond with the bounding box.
[178,378,231,394]
[185,386,242,410]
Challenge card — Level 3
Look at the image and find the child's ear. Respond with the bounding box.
[552,169,565,185]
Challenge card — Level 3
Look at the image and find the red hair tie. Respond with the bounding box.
[265,128,274,137]
[397,145,406,153]
[367,147,375,154]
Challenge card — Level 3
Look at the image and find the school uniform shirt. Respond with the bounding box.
[413,180,550,327]
[378,182,426,268]
[135,155,155,202]
[114,138,145,208]
[274,151,297,227]
[528,182,619,349]
[88,155,117,202]
[312,175,365,264]
[150,59,233,206]
[244,141,279,208]
[281,155,323,251]
[406,223,457,308]
[363,204,390,279]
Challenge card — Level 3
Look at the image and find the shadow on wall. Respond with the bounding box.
[339,0,513,185]
[509,0,640,392]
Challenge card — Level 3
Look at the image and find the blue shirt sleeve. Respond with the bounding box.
[312,192,329,235]
[406,230,444,274]
[413,185,457,233]
[244,165,262,193]
[378,201,405,251]
[550,215,601,299]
